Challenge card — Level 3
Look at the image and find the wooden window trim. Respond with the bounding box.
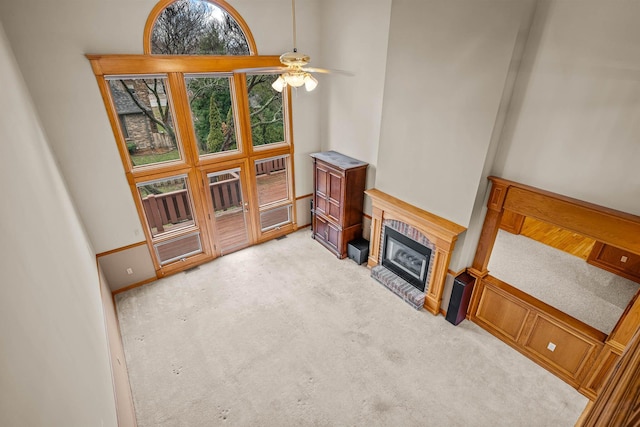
[88,53,297,275]
[87,55,280,76]
[87,0,295,276]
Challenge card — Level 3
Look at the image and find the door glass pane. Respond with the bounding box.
[208,168,249,253]
[185,75,239,156]
[246,74,284,147]
[137,175,195,237]
[260,205,292,231]
[107,76,181,167]
[255,156,289,207]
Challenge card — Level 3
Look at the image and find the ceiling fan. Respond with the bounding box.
[236,0,350,92]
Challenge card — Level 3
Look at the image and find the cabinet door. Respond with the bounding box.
[315,162,343,223]
[314,215,340,253]
[314,164,329,217]
[326,170,343,223]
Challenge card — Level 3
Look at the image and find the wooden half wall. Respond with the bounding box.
[467,177,640,401]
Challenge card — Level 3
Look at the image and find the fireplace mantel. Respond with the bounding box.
[366,189,466,314]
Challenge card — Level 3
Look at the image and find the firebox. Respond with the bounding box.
[381,226,432,292]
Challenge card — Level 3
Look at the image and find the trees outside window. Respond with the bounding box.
[151,0,249,55]
[107,76,180,166]
[246,74,284,147]
[185,75,237,155]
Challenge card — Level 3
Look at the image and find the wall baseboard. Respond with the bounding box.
[96,241,147,258]
[112,276,157,296]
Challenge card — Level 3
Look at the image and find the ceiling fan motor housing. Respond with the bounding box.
[280,51,310,68]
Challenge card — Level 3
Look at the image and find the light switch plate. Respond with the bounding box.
[547,342,556,352]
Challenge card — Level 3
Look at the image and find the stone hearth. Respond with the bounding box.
[371,265,426,309]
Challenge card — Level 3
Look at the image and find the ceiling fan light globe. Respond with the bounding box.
[304,74,318,91]
[284,72,306,88]
[272,76,286,92]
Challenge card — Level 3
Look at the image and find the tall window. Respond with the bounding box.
[107,75,182,167]
[185,74,239,156]
[246,74,285,148]
[90,0,296,277]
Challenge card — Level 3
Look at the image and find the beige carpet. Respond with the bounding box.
[489,230,640,334]
[116,229,587,426]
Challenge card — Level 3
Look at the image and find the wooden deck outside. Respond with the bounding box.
[213,171,289,252]
[214,209,248,253]
[256,170,288,205]
[149,169,291,259]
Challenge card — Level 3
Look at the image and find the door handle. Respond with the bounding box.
[244,201,249,212]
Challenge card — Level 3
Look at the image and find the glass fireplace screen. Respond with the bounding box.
[381,226,432,292]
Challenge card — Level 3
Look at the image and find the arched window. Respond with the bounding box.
[144,0,257,55]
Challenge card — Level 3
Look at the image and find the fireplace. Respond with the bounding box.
[382,227,432,292]
[365,189,466,314]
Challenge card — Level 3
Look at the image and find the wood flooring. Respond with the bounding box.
[519,217,596,260]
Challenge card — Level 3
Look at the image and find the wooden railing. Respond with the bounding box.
[255,157,286,175]
[142,189,192,233]
[210,173,242,212]
[142,174,245,232]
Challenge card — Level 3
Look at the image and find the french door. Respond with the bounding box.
[203,163,253,256]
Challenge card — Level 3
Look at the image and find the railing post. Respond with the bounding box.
[146,194,164,233]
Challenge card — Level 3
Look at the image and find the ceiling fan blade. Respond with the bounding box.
[303,67,354,76]
[233,66,289,74]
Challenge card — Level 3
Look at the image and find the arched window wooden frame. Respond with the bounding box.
[143,0,258,55]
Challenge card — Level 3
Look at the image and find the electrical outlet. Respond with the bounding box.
[126,268,134,275]
[621,256,628,263]
[547,342,556,352]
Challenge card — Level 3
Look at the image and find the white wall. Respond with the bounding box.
[492,0,640,217]
[0,23,117,427]
[318,0,393,213]
[100,267,137,426]
[3,0,639,297]
[376,0,533,228]
[0,0,323,252]
[232,0,324,205]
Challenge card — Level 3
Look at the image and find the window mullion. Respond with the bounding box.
[233,74,254,156]
[167,73,199,167]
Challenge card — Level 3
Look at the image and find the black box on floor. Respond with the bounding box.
[446,272,476,326]
[347,238,369,265]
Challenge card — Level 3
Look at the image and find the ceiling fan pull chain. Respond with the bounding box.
[291,0,297,52]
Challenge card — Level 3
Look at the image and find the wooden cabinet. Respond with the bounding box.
[588,242,640,283]
[310,151,368,258]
